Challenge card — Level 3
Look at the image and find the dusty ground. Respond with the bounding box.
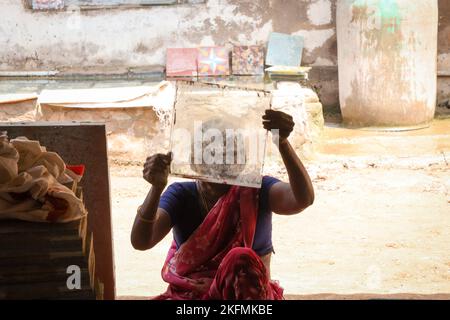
[110,119,450,299]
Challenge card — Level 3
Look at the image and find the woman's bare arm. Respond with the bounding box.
[131,153,172,251]
[131,186,172,251]
[263,110,315,215]
[269,139,315,215]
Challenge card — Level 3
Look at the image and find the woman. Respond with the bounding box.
[131,110,315,300]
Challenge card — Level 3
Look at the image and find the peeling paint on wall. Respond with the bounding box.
[308,0,333,26]
[352,0,401,33]
[337,0,438,126]
[293,28,335,53]
[1,0,448,110]
[312,57,335,66]
[0,0,338,70]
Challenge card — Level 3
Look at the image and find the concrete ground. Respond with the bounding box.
[110,119,450,299]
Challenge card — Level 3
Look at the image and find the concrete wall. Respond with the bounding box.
[0,0,449,108]
[0,0,337,70]
[0,0,339,107]
[0,84,324,163]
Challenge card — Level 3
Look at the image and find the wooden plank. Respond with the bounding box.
[0,235,82,256]
[0,264,74,275]
[0,220,79,235]
[0,202,97,299]
[0,268,90,285]
[0,251,86,268]
[0,282,95,300]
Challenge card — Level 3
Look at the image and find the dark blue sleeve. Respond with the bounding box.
[252,175,282,256]
[259,175,281,211]
[158,183,185,227]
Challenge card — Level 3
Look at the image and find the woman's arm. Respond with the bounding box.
[131,153,172,251]
[131,186,172,251]
[269,139,315,214]
[263,110,315,215]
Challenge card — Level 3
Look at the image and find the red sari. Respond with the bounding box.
[153,185,284,300]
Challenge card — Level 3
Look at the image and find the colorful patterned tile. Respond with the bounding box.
[266,32,304,67]
[166,48,198,77]
[197,47,230,77]
[232,45,265,76]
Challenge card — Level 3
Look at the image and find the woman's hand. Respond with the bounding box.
[143,152,172,189]
[262,110,295,144]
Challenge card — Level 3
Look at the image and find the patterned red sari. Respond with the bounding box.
[153,185,284,300]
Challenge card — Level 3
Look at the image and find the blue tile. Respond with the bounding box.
[266,32,304,67]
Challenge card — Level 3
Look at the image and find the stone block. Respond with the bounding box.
[0,100,37,122]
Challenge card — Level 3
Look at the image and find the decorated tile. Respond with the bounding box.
[266,32,304,67]
[166,48,198,77]
[197,47,230,77]
[232,45,265,76]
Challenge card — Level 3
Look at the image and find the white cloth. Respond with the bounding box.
[10,137,72,184]
[0,136,87,223]
[37,81,176,127]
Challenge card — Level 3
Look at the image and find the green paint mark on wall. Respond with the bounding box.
[378,0,401,33]
[351,0,401,33]
[378,0,399,19]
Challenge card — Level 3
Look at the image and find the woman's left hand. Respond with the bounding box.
[262,109,295,144]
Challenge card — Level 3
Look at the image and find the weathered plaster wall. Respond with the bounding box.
[0,84,324,162]
[0,0,337,70]
[0,0,449,108]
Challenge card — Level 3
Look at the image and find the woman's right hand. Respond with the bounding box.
[143,152,172,189]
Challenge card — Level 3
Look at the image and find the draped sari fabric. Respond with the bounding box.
[153,185,283,300]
